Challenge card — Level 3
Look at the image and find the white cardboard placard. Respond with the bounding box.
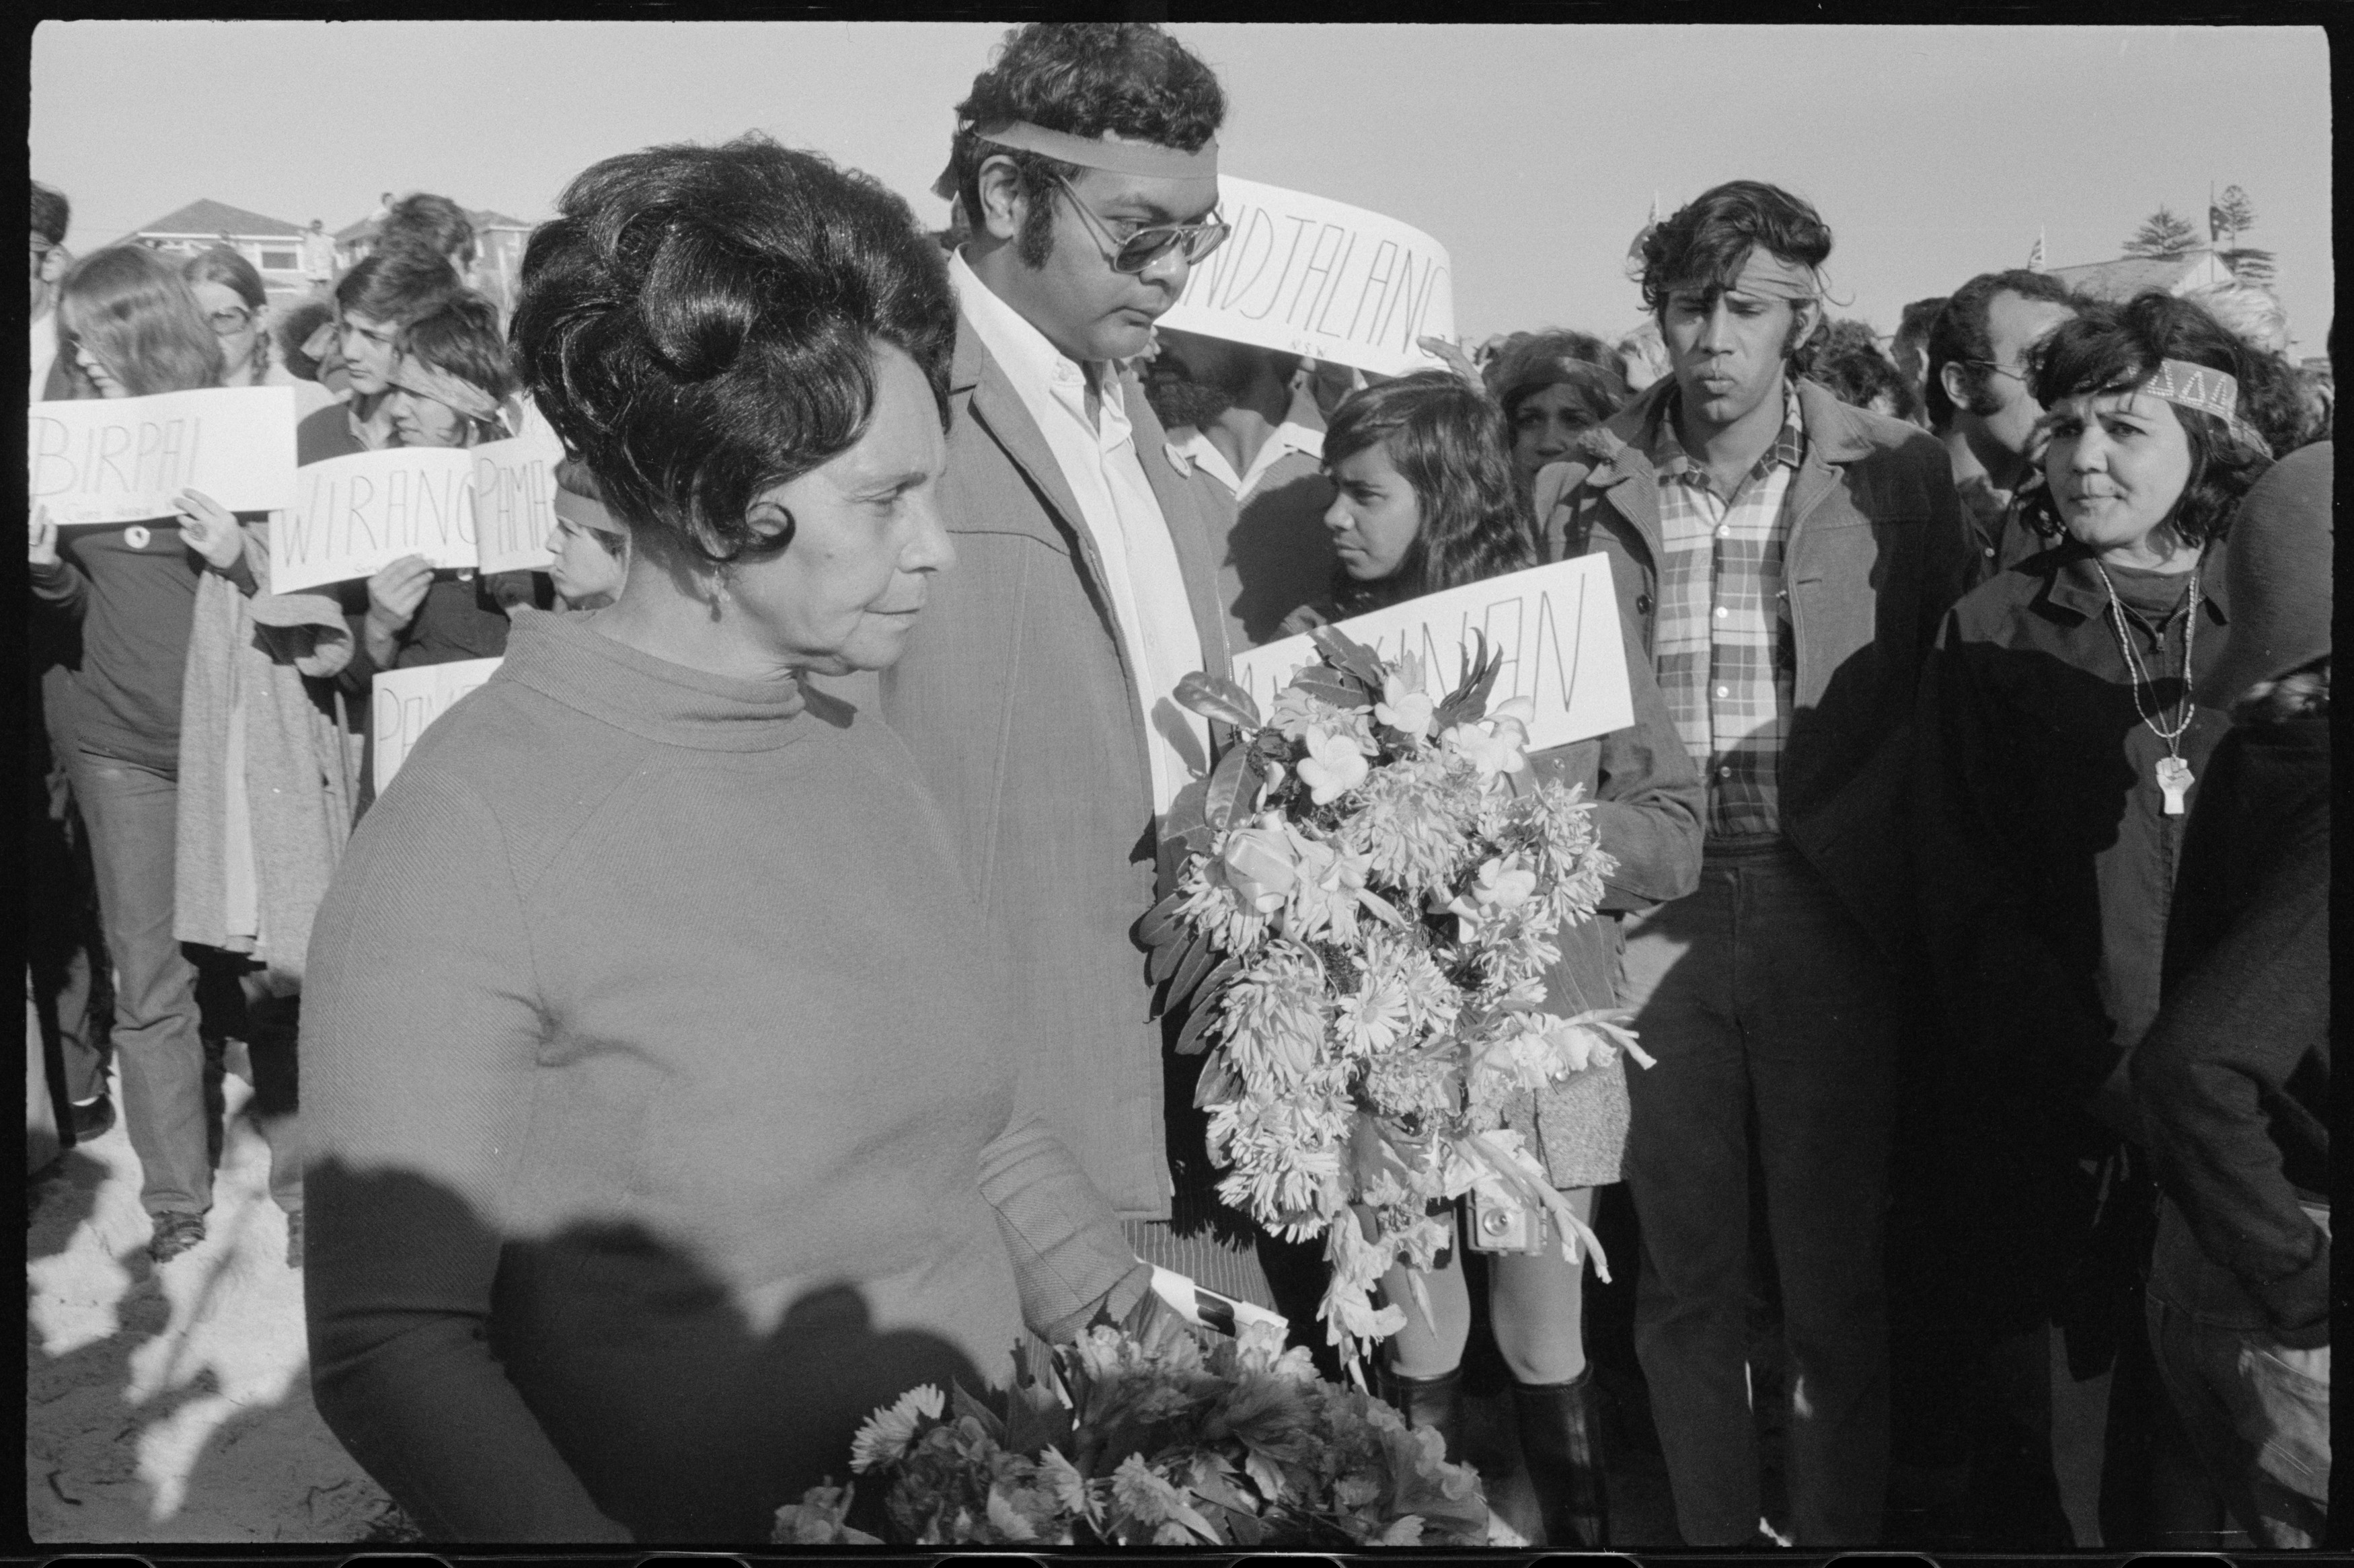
[1231,555,1634,753]
[28,386,296,525]
[371,658,501,795]
[1157,175,1454,378]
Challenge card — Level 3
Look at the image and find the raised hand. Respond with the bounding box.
[174,488,246,570]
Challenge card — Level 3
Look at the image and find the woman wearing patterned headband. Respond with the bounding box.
[1913,288,2273,1544]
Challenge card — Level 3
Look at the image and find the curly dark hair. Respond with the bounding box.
[948,23,1225,269]
[1924,269,2077,430]
[510,133,955,566]
[2020,290,2273,548]
[31,180,70,246]
[1322,371,1534,616]
[1811,321,1917,423]
[1637,180,1832,372]
[397,290,515,442]
[381,192,478,270]
[334,243,465,329]
[1487,329,1631,409]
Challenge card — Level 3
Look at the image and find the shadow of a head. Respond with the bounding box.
[309,1161,989,1544]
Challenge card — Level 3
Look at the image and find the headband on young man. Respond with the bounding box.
[387,353,500,422]
[932,118,1219,198]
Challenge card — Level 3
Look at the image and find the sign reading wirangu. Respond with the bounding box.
[270,412,564,594]
[1156,176,1455,379]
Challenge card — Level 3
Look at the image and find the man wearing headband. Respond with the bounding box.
[1531,180,1971,1547]
[871,24,1274,1313]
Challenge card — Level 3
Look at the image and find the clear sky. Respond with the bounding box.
[30,22,2334,355]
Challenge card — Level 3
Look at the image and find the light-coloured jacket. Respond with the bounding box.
[876,315,1234,1219]
[175,526,361,990]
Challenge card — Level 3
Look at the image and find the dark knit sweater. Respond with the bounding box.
[303,607,1142,1542]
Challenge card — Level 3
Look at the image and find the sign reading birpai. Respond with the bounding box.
[1231,556,1635,754]
[270,407,565,594]
[1157,176,1455,379]
[28,386,297,526]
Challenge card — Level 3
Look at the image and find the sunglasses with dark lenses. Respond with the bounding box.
[1052,172,1229,275]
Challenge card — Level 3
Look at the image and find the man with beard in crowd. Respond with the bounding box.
[1145,326,1335,650]
[1925,270,2076,586]
[874,23,1276,1312]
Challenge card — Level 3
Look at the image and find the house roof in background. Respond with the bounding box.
[2045,247,2235,301]
[129,198,306,241]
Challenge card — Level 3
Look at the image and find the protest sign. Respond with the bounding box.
[271,409,565,593]
[1231,555,1634,753]
[1157,176,1454,378]
[373,658,500,795]
[472,401,564,575]
[272,448,480,592]
[28,386,296,526]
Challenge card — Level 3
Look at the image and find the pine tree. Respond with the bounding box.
[2207,186,2275,286]
[2123,206,2200,260]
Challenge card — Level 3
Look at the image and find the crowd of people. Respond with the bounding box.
[26,21,2330,1551]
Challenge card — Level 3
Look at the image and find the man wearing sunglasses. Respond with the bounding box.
[872,23,1277,1315]
[1925,270,2078,585]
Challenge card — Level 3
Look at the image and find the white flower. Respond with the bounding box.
[1440,717,1527,781]
[1297,727,1372,803]
[849,1384,944,1472]
[1448,854,1540,939]
[1373,671,1435,742]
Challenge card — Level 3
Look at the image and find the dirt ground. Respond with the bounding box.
[24,1069,406,1544]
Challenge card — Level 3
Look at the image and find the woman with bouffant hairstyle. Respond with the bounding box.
[302,133,1161,1544]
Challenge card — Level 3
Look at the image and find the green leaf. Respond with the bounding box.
[1138,888,1193,952]
[1169,943,1231,1014]
[1191,1046,1235,1103]
[1309,623,1388,689]
[1174,672,1263,732]
[1202,744,1256,834]
[1174,964,1238,1054]
[1432,629,1505,730]
[948,1380,1005,1444]
[1149,925,1204,987]
[1289,666,1373,711]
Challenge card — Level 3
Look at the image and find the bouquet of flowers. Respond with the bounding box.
[1147,625,1648,1366]
[773,1319,1496,1547]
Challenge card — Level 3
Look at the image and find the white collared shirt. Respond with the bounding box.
[1166,418,1325,504]
[30,309,59,404]
[950,251,1209,817]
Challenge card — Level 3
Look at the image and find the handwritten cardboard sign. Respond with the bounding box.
[1230,556,1634,753]
[28,386,297,525]
[270,409,565,593]
[473,401,564,575]
[373,658,500,795]
[1158,177,1455,379]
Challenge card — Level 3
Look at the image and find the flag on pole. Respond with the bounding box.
[2027,228,2046,272]
[2209,183,2225,243]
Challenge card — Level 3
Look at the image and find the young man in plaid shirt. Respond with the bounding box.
[1532,181,1971,1546]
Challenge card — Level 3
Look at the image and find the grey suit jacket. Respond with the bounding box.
[876,311,1233,1219]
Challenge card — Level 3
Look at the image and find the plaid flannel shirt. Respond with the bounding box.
[1647,387,1806,838]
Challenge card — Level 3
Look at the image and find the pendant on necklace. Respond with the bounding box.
[2156,754,2193,815]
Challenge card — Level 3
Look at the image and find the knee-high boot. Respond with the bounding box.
[1513,1367,1609,1548]
[1383,1366,1467,1466]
